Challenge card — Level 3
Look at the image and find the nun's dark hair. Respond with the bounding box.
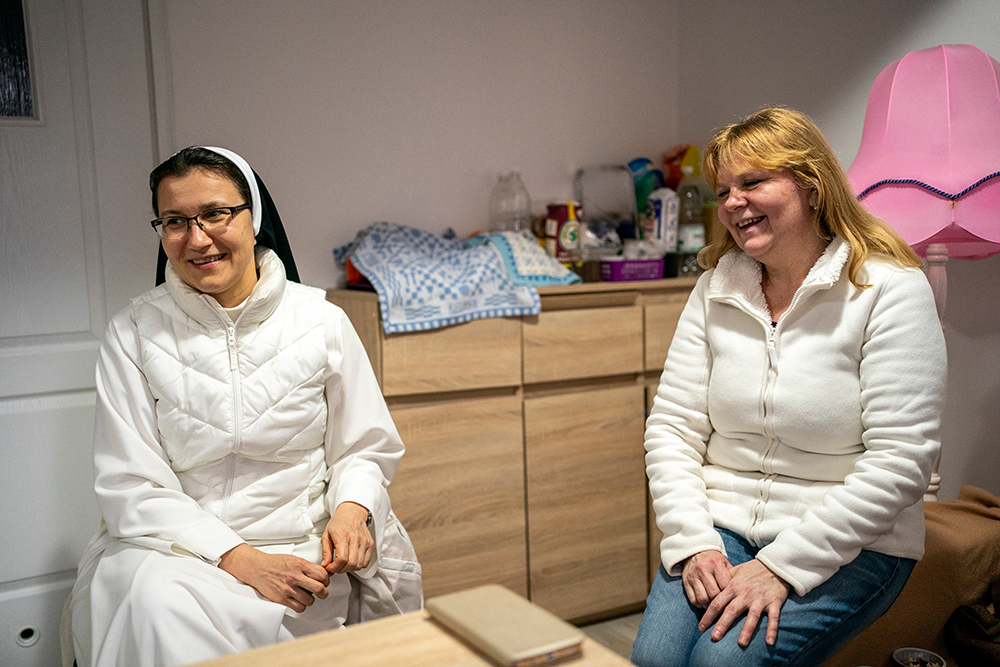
[150,147,251,215]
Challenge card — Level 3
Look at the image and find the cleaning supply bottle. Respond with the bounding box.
[676,165,704,276]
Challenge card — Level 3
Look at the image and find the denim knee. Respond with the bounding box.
[631,565,702,667]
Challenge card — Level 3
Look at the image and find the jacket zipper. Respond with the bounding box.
[762,322,780,467]
[749,321,779,545]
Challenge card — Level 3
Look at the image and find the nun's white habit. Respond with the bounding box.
[70,148,420,667]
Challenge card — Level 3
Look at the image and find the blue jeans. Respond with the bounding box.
[631,529,914,667]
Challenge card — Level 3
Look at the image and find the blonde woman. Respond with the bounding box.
[633,108,946,667]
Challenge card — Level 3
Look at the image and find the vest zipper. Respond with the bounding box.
[227,326,242,443]
[219,323,242,523]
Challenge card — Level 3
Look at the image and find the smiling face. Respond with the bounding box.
[715,160,826,276]
[157,168,258,307]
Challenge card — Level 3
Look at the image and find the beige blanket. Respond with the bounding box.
[822,485,1000,667]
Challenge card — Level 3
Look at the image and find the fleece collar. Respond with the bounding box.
[708,236,850,321]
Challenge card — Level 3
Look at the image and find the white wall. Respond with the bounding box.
[676,0,1000,501]
[150,0,680,289]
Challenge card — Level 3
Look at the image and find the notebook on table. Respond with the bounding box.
[425,585,585,667]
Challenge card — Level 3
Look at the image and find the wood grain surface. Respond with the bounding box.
[523,306,643,385]
[524,384,648,620]
[382,317,522,396]
[190,610,632,667]
[389,393,529,598]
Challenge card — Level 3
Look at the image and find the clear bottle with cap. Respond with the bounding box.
[489,171,531,232]
[676,165,705,276]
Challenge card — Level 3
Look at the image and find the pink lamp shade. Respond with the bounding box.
[846,44,1000,260]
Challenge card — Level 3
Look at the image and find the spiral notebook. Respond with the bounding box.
[425,585,584,667]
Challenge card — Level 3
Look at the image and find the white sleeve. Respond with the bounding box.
[322,306,405,577]
[644,274,726,575]
[756,267,947,594]
[93,309,244,563]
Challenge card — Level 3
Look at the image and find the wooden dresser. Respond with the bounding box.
[327,277,696,622]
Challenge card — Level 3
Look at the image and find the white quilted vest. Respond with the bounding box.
[133,249,331,542]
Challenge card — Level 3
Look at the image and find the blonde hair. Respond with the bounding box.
[700,107,920,288]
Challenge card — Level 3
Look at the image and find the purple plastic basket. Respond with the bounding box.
[601,258,664,282]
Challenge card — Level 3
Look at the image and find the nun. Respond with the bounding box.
[70,147,421,667]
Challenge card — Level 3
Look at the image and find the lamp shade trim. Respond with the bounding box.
[856,170,1000,200]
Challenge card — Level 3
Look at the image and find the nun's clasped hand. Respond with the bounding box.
[217,544,331,613]
[321,501,374,575]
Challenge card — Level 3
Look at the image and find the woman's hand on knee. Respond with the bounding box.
[321,501,374,575]
[218,543,331,613]
[698,559,790,648]
[681,550,732,608]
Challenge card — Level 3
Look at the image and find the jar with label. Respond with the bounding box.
[545,201,581,263]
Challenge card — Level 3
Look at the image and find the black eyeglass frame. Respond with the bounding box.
[150,203,252,237]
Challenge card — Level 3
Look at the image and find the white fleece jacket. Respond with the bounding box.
[645,237,947,595]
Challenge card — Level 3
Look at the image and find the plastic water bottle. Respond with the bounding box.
[489,171,531,232]
[676,166,705,276]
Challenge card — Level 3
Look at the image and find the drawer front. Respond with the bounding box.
[644,300,687,372]
[381,317,522,395]
[523,306,643,384]
[524,384,648,620]
[388,394,528,598]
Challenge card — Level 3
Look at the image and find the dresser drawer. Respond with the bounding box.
[381,317,522,395]
[522,305,643,384]
[644,300,686,372]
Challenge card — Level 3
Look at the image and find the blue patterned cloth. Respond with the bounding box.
[468,231,582,287]
[335,222,542,334]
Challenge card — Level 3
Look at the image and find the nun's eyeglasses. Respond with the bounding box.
[151,204,251,239]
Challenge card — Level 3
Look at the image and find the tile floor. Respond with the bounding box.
[581,612,643,661]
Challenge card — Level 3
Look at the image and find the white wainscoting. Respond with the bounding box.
[0,391,100,582]
[0,0,147,662]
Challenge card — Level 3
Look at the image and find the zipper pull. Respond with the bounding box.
[227,326,238,371]
[767,332,779,367]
